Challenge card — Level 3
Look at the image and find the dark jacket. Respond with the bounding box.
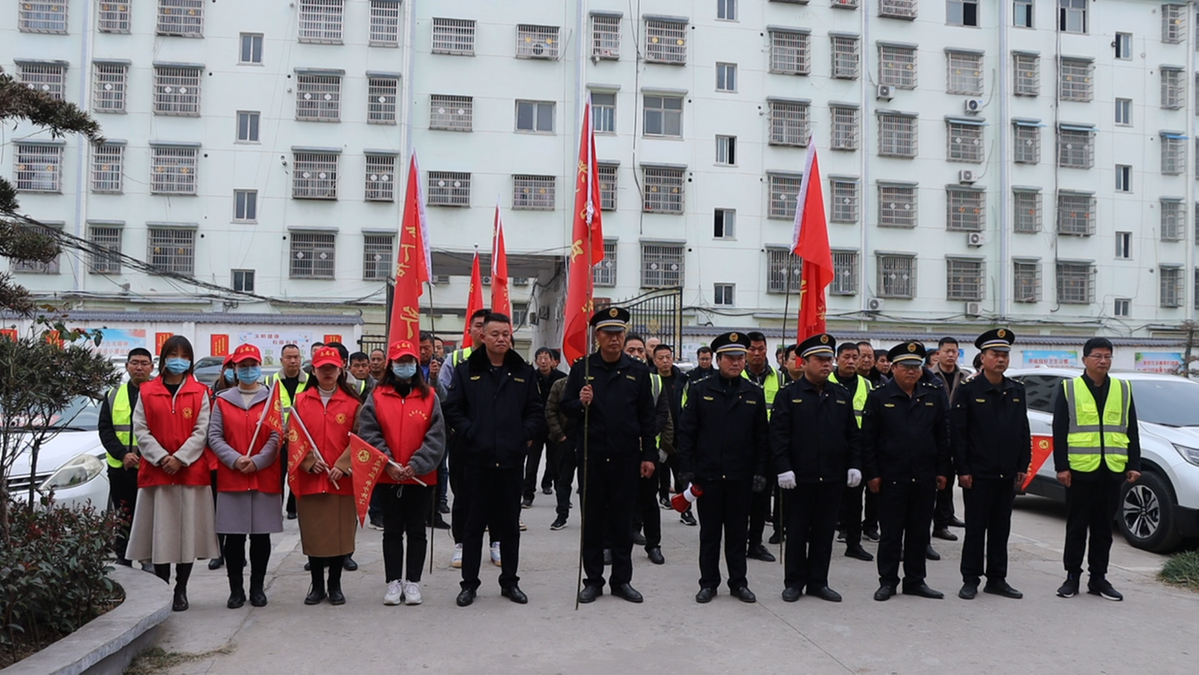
[654,365,686,429]
[950,374,1032,480]
[688,365,715,383]
[862,379,951,482]
[676,373,769,482]
[1051,373,1141,475]
[545,376,574,443]
[770,375,862,483]
[560,352,657,462]
[443,348,545,469]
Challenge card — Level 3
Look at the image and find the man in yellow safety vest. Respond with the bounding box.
[742,332,784,562]
[98,348,154,567]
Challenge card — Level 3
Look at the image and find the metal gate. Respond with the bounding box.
[598,287,683,350]
[359,335,387,355]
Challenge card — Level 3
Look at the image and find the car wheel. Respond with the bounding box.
[1118,471,1184,552]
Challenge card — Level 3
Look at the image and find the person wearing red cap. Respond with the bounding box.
[208,343,284,609]
[204,353,238,571]
[357,338,446,606]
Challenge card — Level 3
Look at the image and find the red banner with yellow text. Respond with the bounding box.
[349,433,390,527]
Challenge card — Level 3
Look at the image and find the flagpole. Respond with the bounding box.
[575,97,594,611]
[425,279,439,574]
[246,380,276,455]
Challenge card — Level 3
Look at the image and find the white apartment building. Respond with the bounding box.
[3,0,1198,363]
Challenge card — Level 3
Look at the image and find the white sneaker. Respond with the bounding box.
[383,580,403,606]
[403,580,422,605]
[490,542,502,567]
[451,543,463,569]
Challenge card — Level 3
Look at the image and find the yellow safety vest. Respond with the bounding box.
[742,366,782,419]
[269,371,311,421]
[828,372,871,428]
[105,383,138,468]
[1063,376,1131,473]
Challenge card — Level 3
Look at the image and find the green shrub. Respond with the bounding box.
[1158,550,1199,592]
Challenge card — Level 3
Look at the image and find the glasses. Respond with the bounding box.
[1086,354,1113,361]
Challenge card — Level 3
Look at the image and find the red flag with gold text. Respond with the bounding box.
[285,408,318,490]
[261,381,285,437]
[792,139,832,343]
[387,153,432,346]
[491,201,511,318]
[349,433,390,527]
[462,251,484,348]
[562,98,605,365]
[1023,435,1054,490]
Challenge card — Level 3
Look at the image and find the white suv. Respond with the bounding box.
[1009,368,1199,552]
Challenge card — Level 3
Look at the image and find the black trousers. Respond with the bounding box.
[748,488,773,547]
[223,533,271,589]
[933,467,958,528]
[523,439,551,501]
[876,478,937,588]
[550,438,576,518]
[697,478,753,591]
[961,477,1016,584]
[108,467,139,561]
[785,482,843,590]
[634,468,662,550]
[460,464,523,591]
[581,454,639,589]
[380,483,432,583]
[1064,471,1121,578]
[448,437,467,544]
[840,482,866,546]
[864,489,879,532]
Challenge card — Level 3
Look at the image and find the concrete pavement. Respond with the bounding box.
[146,491,1197,674]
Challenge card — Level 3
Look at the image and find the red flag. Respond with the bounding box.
[1023,435,1054,490]
[562,98,605,365]
[261,380,286,437]
[490,200,511,318]
[348,433,390,527]
[462,251,484,348]
[792,138,833,343]
[387,153,432,347]
[285,408,318,490]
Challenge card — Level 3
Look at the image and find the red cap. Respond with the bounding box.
[388,340,418,361]
[222,353,235,367]
[229,343,262,364]
[311,346,343,369]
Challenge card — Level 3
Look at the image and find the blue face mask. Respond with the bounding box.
[392,362,418,380]
[163,357,190,374]
[223,368,235,383]
[236,366,262,384]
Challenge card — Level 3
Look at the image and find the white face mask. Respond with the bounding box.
[392,362,417,379]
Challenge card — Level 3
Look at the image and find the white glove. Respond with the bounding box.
[847,469,862,488]
[658,448,668,464]
[777,471,797,490]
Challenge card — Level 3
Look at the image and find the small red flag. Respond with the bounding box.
[285,408,318,490]
[792,138,833,344]
[490,201,511,318]
[1023,435,1054,490]
[562,97,605,365]
[462,251,484,349]
[261,380,286,437]
[387,153,432,347]
[348,433,390,527]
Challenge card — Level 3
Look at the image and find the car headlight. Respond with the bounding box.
[39,454,105,493]
[1171,443,1199,467]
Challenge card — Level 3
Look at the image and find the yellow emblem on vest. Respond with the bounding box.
[182,407,193,419]
[336,413,347,424]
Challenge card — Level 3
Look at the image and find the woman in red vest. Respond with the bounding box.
[292,346,360,605]
[208,343,283,609]
[126,335,221,612]
[357,339,446,606]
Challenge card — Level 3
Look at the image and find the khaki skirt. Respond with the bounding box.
[297,493,357,557]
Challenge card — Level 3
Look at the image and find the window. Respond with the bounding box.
[513,175,556,210]
[642,167,686,213]
[150,146,198,195]
[831,106,860,150]
[368,77,398,124]
[716,63,738,92]
[93,62,128,113]
[1162,134,1186,174]
[832,250,858,295]
[946,258,984,301]
[296,73,342,122]
[88,225,122,274]
[157,0,204,37]
[714,209,736,238]
[641,243,685,287]
[878,112,918,158]
[365,155,397,202]
[947,51,983,95]
[1115,32,1132,59]
[12,224,61,274]
[767,248,802,293]
[1058,0,1086,34]
[947,0,979,27]
[768,100,809,147]
[1115,231,1132,258]
[947,120,984,163]
[717,0,737,20]
[370,1,401,46]
[592,92,616,133]
[1013,53,1039,96]
[1013,260,1041,302]
[292,152,340,199]
[645,19,688,64]
[880,0,918,20]
[147,228,195,275]
[877,254,916,298]
[715,136,737,165]
[713,283,735,306]
[1114,298,1130,317]
[240,34,264,64]
[1057,126,1094,169]
[234,190,258,221]
[237,111,261,142]
[768,173,802,220]
[1056,262,1094,304]
[1058,58,1093,102]
[91,144,124,193]
[516,100,554,133]
[432,18,475,55]
[1013,122,1040,164]
[516,24,560,59]
[1013,190,1042,233]
[1013,0,1034,28]
[1162,4,1186,43]
[1162,68,1185,110]
[595,240,618,286]
[98,2,132,33]
[430,95,473,131]
[592,15,621,59]
[18,62,66,101]
[290,232,336,279]
[1115,98,1132,126]
[1115,164,1132,192]
[769,30,810,75]
[153,65,202,116]
[19,1,68,33]
[363,235,394,280]
[831,35,860,79]
[598,163,618,210]
[1161,199,1185,241]
[946,187,985,231]
[878,183,918,227]
[299,0,344,43]
[832,0,860,8]
[830,179,859,223]
[878,44,917,89]
[1161,267,1184,307]
[1057,191,1096,235]
[427,171,471,206]
[643,95,683,137]
[14,143,63,193]
[232,269,255,293]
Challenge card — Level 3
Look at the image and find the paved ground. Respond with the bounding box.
[146,490,1197,674]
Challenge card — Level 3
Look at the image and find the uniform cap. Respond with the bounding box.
[711,332,749,355]
[975,328,1015,352]
[229,343,262,365]
[798,333,836,359]
[887,341,926,365]
[590,306,631,332]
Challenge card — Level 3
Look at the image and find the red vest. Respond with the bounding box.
[137,376,211,488]
[372,386,437,486]
[290,387,358,497]
[213,392,282,494]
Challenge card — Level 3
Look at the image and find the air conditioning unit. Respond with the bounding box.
[964,98,984,114]
[958,169,977,184]
[964,301,983,317]
[481,275,493,285]
[596,48,617,60]
[966,231,985,247]
[528,312,539,325]
[529,40,554,59]
[876,84,893,101]
[866,297,885,312]
[513,277,530,287]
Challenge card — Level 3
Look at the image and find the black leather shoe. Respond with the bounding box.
[456,588,476,607]
[731,586,757,603]
[286,511,298,520]
[432,515,451,530]
[227,591,246,609]
[647,547,665,565]
[327,585,345,606]
[611,583,643,603]
[633,531,647,546]
[925,545,941,561]
[438,501,451,514]
[250,589,268,607]
[521,496,533,509]
[781,587,802,602]
[342,555,359,572]
[845,544,874,561]
[902,582,945,599]
[208,557,223,570]
[542,486,553,496]
[768,531,782,545]
[304,561,312,571]
[501,585,528,604]
[695,587,716,604]
[172,589,189,612]
[603,548,613,565]
[863,528,880,542]
[984,581,1024,599]
[807,586,842,602]
[873,585,897,602]
[958,582,978,600]
[948,516,966,528]
[932,527,958,541]
[305,586,327,605]
[747,544,776,562]
[577,585,602,604]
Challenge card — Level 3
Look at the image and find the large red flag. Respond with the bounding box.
[387,153,432,346]
[562,98,605,365]
[462,250,484,348]
[792,138,833,344]
[348,433,390,527]
[490,200,512,318]
[285,408,319,490]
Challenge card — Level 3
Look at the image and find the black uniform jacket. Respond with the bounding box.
[862,379,951,482]
[676,373,769,482]
[950,374,1032,480]
[560,352,657,462]
[443,348,545,469]
[770,376,862,483]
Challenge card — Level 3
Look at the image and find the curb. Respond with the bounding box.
[1,565,173,675]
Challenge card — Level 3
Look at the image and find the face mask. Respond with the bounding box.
[163,357,190,374]
[392,363,417,379]
[236,366,261,384]
[224,368,235,383]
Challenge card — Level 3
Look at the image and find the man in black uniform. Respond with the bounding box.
[864,342,951,601]
[951,328,1030,600]
[676,332,769,604]
[771,334,861,603]
[561,307,657,604]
